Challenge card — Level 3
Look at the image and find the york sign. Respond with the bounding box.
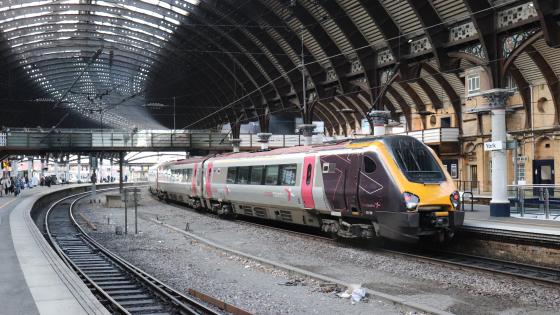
[484,141,504,151]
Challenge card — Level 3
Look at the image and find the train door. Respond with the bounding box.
[358,153,384,214]
[344,154,360,214]
[301,156,316,209]
[191,163,198,196]
[205,162,213,199]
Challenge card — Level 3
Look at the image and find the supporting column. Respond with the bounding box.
[54,160,58,182]
[13,158,18,176]
[119,152,124,193]
[257,133,272,151]
[27,158,32,185]
[479,89,514,217]
[299,124,315,146]
[231,139,242,153]
[369,110,390,136]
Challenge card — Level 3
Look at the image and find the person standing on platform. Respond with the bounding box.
[9,177,15,195]
[14,177,20,196]
[0,177,4,197]
[3,177,9,195]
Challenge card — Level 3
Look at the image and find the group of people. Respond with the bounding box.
[39,175,54,187]
[0,176,29,197]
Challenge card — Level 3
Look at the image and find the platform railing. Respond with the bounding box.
[507,185,560,219]
[454,180,480,195]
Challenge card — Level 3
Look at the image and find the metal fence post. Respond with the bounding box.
[544,187,550,220]
[124,189,128,235]
[519,187,525,217]
[134,188,138,234]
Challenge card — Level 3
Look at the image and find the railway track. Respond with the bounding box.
[45,190,222,315]
[199,206,560,286]
[152,193,560,285]
[381,249,560,285]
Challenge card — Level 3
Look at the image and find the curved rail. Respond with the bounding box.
[45,189,221,315]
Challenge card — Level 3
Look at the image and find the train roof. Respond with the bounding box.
[159,135,414,166]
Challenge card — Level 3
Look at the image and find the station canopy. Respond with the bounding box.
[0,1,557,133]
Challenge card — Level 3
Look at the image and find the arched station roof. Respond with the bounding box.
[0,0,558,134]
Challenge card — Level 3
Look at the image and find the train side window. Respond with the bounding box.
[226,167,237,184]
[279,164,297,186]
[265,165,279,185]
[306,164,312,185]
[237,166,251,184]
[186,169,193,182]
[363,156,376,173]
[250,166,265,185]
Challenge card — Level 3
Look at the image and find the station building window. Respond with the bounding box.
[517,161,526,182]
[467,73,480,95]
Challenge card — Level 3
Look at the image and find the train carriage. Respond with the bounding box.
[149,135,464,243]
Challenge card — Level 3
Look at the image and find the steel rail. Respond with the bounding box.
[380,248,560,285]
[154,194,560,286]
[45,188,221,315]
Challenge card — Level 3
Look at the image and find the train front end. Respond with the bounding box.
[375,136,464,243]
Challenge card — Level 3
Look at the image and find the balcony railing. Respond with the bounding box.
[395,128,460,143]
[0,127,460,151]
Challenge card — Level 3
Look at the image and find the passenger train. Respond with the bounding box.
[148,135,464,243]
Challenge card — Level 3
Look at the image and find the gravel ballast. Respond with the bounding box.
[75,190,560,315]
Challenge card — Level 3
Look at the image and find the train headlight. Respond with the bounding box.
[450,191,460,210]
[403,192,419,210]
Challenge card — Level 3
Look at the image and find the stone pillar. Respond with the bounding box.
[54,161,58,181]
[369,110,390,136]
[299,124,315,146]
[231,139,242,153]
[40,156,45,177]
[257,133,272,151]
[479,89,514,217]
[27,158,32,182]
[65,158,70,183]
[13,158,18,176]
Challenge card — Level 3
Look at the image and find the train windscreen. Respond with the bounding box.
[384,136,445,183]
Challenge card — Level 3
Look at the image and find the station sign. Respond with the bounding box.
[484,141,504,151]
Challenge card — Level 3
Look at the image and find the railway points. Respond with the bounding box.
[2,1,560,314]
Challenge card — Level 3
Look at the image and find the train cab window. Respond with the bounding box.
[265,165,279,185]
[250,166,264,185]
[279,164,297,186]
[237,166,251,184]
[363,156,376,173]
[227,167,238,184]
[385,137,444,183]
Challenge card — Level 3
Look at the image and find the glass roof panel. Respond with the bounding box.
[0,0,198,128]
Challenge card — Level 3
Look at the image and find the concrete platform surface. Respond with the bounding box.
[464,204,560,235]
[0,185,109,315]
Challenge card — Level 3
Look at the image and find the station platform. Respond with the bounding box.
[0,185,109,315]
[462,204,560,237]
